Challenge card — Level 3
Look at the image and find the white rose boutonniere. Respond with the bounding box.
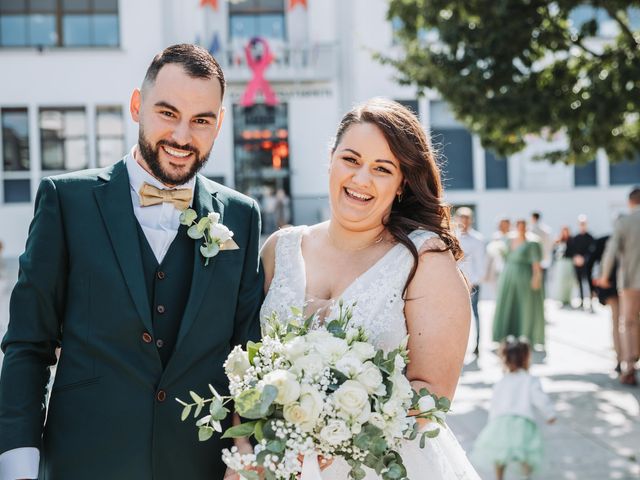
[179,208,238,265]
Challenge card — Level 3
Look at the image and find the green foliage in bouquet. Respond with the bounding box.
[176,301,451,480]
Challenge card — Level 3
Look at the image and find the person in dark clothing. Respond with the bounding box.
[589,236,621,372]
[569,215,596,311]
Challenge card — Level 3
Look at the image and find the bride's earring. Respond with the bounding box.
[397,192,403,203]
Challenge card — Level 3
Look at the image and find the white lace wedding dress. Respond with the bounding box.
[260,226,481,479]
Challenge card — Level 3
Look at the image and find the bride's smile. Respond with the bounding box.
[329,122,403,230]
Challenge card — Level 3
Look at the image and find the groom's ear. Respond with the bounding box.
[213,106,226,140]
[130,89,141,123]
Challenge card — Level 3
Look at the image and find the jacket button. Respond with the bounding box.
[142,332,152,343]
[156,305,165,314]
[157,271,166,280]
[156,339,164,348]
[156,390,166,402]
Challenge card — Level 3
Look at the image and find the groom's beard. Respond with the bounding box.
[137,127,209,186]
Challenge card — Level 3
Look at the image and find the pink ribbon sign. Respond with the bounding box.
[241,37,278,107]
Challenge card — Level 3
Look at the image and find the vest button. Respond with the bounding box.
[142,332,152,343]
[157,271,166,280]
[156,305,165,314]
[156,339,164,348]
[156,390,166,402]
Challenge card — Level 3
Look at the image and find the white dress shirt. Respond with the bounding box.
[125,147,196,263]
[0,147,195,479]
[489,370,555,423]
[457,228,486,286]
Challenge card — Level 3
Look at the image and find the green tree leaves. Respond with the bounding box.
[382,0,640,165]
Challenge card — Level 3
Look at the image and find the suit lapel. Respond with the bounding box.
[175,175,224,349]
[94,160,153,334]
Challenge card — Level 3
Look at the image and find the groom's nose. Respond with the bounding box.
[171,120,192,145]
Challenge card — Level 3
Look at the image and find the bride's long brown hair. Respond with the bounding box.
[331,98,463,292]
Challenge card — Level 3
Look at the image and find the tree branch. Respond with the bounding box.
[603,5,639,47]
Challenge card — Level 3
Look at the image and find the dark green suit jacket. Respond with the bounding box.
[0,160,264,479]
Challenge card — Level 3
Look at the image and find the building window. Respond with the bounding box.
[40,107,88,172]
[228,0,286,43]
[233,103,291,235]
[96,106,125,167]
[0,0,119,48]
[485,150,508,189]
[574,161,597,187]
[2,108,31,203]
[430,101,474,191]
[609,157,640,186]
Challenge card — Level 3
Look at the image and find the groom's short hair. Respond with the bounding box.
[142,43,226,98]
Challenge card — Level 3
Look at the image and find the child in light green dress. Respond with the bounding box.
[471,337,556,479]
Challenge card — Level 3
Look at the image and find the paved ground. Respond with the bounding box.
[449,299,640,479]
[0,261,638,479]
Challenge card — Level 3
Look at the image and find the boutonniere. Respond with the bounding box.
[179,209,239,265]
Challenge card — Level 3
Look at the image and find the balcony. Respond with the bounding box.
[217,42,338,84]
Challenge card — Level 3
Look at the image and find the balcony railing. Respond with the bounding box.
[216,42,338,83]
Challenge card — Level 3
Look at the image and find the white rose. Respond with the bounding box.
[291,352,325,378]
[283,336,308,361]
[350,342,376,361]
[382,399,402,417]
[418,395,436,413]
[224,345,250,378]
[393,354,406,372]
[210,222,233,243]
[319,419,351,445]
[282,385,323,432]
[390,372,413,402]
[305,329,333,344]
[356,362,384,395]
[335,355,363,378]
[262,369,301,405]
[283,402,309,426]
[334,380,371,422]
[299,385,324,428]
[207,211,221,224]
[316,336,349,363]
[368,412,386,430]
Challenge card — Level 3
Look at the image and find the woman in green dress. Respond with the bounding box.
[492,219,545,347]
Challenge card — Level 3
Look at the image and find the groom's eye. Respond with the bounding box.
[160,110,175,118]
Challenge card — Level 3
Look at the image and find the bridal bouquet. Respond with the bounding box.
[176,302,450,480]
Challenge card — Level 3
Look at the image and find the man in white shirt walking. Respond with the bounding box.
[530,211,553,292]
[455,207,486,356]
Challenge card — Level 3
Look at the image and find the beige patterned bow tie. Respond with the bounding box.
[138,182,192,210]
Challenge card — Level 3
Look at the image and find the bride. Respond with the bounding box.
[256,98,480,479]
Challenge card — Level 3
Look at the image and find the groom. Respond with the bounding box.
[0,44,263,479]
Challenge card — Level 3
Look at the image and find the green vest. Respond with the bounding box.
[136,223,194,368]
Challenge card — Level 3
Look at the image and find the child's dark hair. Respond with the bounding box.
[499,336,531,372]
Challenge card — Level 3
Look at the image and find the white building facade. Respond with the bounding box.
[0,0,637,257]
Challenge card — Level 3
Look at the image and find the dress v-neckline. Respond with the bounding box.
[296,227,403,309]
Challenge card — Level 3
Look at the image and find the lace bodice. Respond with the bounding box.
[260,226,436,352]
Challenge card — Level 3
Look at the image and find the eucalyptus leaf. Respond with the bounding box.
[196,216,210,232]
[254,420,265,442]
[200,242,220,258]
[187,224,205,239]
[179,208,197,226]
[194,403,203,418]
[180,404,192,421]
[266,439,285,453]
[238,470,260,480]
[198,426,214,442]
[221,421,257,439]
